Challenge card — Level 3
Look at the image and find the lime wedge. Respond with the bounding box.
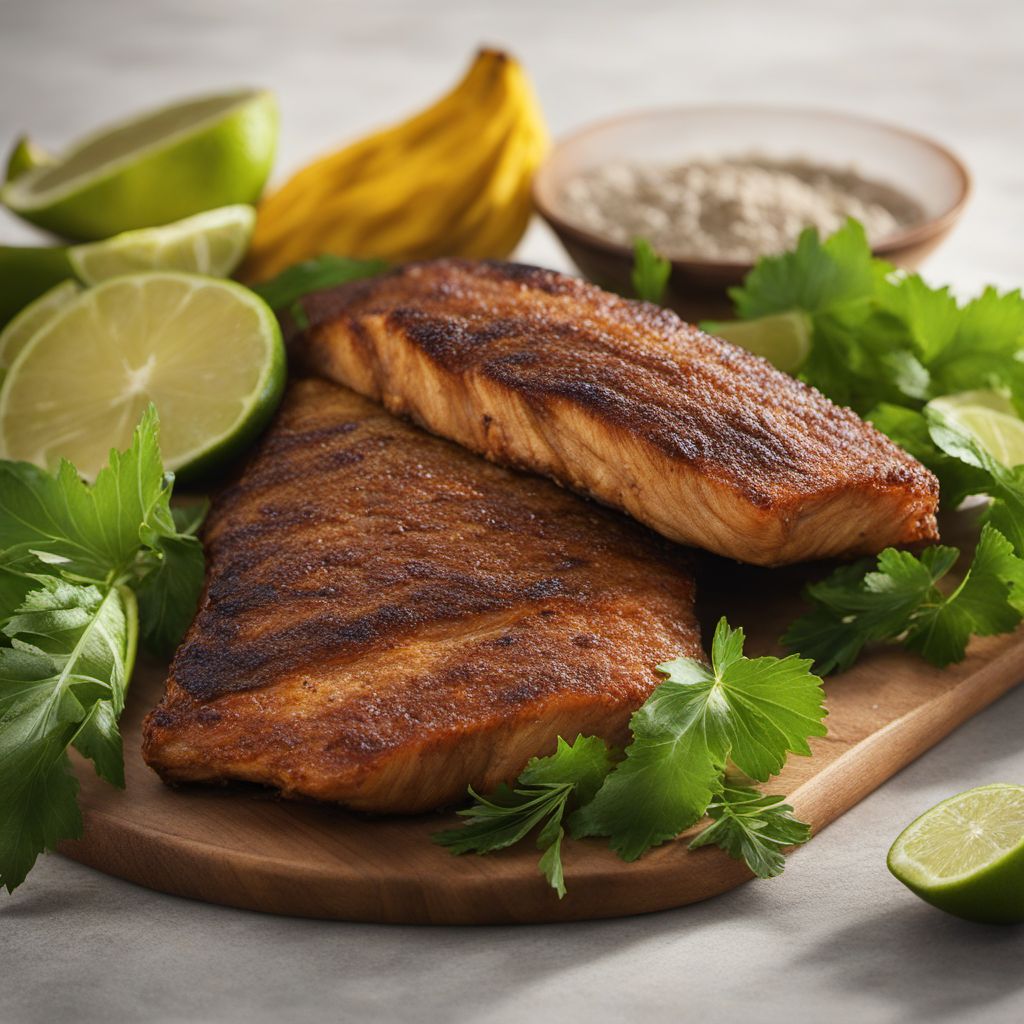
[928,391,1024,468]
[5,135,52,183]
[0,245,73,327]
[2,90,277,241]
[0,279,82,372]
[888,783,1024,924]
[69,205,256,284]
[0,272,284,480]
[704,311,812,373]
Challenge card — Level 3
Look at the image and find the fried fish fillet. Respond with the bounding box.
[142,378,702,813]
[292,260,939,566]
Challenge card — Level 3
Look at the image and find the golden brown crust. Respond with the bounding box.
[294,259,940,565]
[142,379,702,813]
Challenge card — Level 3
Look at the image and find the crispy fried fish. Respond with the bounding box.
[142,378,702,813]
[293,260,939,566]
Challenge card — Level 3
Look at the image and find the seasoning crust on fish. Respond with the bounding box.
[141,378,702,813]
[294,259,940,566]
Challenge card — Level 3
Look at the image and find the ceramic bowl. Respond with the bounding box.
[532,106,971,321]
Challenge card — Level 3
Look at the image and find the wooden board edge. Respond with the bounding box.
[58,651,1024,925]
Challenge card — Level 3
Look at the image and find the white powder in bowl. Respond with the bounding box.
[559,157,924,262]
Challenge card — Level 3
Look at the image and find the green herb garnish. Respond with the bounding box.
[435,735,613,898]
[250,255,389,327]
[0,407,205,892]
[436,619,825,893]
[784,524,1024,676]
[631,238,671,304]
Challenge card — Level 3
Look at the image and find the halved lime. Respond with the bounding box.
[704,311,812,374]
[0,279,82,371]
[0,272,285,480]
[2,90,278,241]
[69,205,256,284]
[927,391,1024,468]
[0,245,73,327]
[5,135,52,183]
[888,783,1024,924]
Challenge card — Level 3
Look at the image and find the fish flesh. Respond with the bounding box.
[293,259,940,566]
[142,378,702,813]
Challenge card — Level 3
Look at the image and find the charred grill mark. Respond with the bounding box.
[293,258,939,559]
[166,379,696,705]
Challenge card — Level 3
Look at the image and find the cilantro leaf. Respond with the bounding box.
[784,524,1023,673]
[570,619,826,861]
[689,783,811,879]
[250,256,388,326]
[0,577,134,892]
[434,735,613,898]
[631,238,671,304]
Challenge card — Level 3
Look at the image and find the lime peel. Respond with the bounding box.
[927,391,1024,468]
[0,271,284,481]
[0,279,82,371]
[704,310,813,374]
[888,783,1024,924]
[68,204,256,284]
[1,90,277,240]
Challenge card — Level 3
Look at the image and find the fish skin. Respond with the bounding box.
[142,378,702,813]
[293,259,940,566]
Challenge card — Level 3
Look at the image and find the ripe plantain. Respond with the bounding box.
[243,49,548,281]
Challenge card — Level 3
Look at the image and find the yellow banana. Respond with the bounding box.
[243,49,548,281]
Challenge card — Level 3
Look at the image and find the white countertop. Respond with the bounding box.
[2,1,1023,1021]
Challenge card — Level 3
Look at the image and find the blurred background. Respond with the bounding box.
[2,0,1021,293]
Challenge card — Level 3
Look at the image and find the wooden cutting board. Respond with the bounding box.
[58,518,1024,925]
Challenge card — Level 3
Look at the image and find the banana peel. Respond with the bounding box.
[243,49,548,281]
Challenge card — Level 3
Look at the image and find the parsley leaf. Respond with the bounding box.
[570,619,826,861]
[867,404,990,508]
[729,219,881,321]
[688,782,811,879]
[0,576,135,892]
[0,406,169,583]
[133,502,207,658]
[0,408,204,891]
[784,524,1023,674]
[433,735,613,898]
[927,408,1024,556]
[726,221,1024,417]
[250,255,388,327]
[631,238,671,304]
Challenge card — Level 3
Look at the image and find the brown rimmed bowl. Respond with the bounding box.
[532,105,971,321]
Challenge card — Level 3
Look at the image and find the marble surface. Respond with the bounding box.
[1,1,1023,1021]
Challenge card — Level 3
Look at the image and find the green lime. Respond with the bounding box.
[704,311,812,373]
[928,391,1024,468]
[887,783,1024,924]
[5,135,52,182]
[68,204,256,284]
[0,279,82,372]
[0,245,73,327]
[2,90,278,241]
[0,271,285,481]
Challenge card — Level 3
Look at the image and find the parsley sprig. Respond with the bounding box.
[631,238,671,304]
[708,220,1024,674]
[0,408,205,892]
[436,620,826,896]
